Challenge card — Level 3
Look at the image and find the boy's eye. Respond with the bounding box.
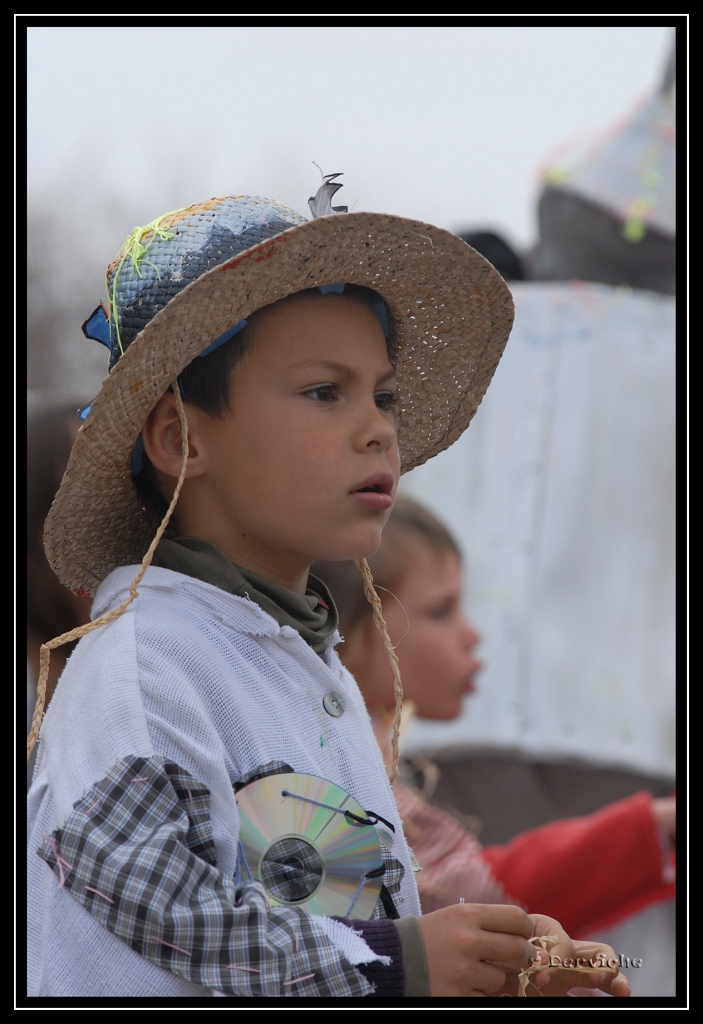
[429,604,452,621]
[305,385,336,402]
[375,391,400,413]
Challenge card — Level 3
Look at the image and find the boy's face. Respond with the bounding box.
[349,545,482,720]
[173,292,400,589]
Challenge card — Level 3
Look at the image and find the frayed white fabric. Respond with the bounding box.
[27,566,420,997]
[309,916,392,967]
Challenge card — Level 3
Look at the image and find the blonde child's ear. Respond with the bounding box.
[335,616,370,673]
[142,391,205,481]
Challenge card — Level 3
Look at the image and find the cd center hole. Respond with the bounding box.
[261,837,324,903]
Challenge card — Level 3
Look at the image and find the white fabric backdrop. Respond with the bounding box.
[400,281,676,779]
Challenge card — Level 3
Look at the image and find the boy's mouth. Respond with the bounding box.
[351,473,394,509]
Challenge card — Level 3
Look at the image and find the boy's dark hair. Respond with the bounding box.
[135,284,393,519]
[312,494,461,639]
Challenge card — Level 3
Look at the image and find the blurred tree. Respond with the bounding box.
[27,186,119,395]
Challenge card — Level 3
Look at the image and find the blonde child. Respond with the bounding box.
[27,181,628,999]
[313,495,675,941]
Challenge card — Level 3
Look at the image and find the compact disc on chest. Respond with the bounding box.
[236,773,384,919]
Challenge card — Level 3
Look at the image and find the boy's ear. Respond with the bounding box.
[141,391,207,480]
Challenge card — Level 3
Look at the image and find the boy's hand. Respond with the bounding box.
[417,903,535,996]
[417,906,631,998]
[516,916,631,998]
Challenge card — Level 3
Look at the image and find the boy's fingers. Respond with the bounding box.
[472,903,534,940]
[579,969,631,997]
[537,936,578,972]
[610,973,632,997]
[539,968,603,987]
[534,967,630,997]
[519,925,632,998]
[468,961,509,995]
[475,934,539,968]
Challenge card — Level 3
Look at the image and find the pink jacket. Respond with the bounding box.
[394,781,675,938]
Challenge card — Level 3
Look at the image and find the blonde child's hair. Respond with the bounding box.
[313,495,462,780]
[314,494,461,637]
[28,386,404,782]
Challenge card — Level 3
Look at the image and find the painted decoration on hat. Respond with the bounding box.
[104,197,309,370]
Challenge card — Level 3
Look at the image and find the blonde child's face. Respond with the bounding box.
[348,543,482,720]
[154,292,400,589]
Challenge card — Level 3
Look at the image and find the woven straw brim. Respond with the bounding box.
[44,212,514,594]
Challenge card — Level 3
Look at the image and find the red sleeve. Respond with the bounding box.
[481,790,675,937]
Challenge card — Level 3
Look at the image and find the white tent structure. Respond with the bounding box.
[401,279,676,781]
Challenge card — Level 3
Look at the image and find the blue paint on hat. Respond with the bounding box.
[316,283,390,337]
[82,306,111,349]
[369,295,390,339]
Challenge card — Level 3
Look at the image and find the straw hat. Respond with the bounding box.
[44,183,514,595]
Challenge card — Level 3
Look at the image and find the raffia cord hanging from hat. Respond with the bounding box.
[27,383,190,761]
[105,196,241,282]
[356,558,404,784]
[107,208,190,357]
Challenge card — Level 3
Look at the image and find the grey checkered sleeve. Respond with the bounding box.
[36,755,375,996]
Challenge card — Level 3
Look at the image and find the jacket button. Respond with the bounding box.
[323,692,345,717]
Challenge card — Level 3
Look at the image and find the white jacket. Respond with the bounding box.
[27,566,421,998]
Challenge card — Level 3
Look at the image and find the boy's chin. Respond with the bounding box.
[316,525,386,563]
[417,700,463,721]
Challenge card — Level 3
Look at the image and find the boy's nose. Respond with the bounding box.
[355,402,398,454]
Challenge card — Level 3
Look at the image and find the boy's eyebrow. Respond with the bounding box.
[289,359,397,385]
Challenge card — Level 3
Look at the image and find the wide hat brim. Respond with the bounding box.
[45,210,514,594]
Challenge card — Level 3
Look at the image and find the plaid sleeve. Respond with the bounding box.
[36,755,376,997]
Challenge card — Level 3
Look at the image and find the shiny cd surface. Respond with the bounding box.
[236,773,384,919]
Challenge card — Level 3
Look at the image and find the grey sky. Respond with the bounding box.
[27,23,675,251]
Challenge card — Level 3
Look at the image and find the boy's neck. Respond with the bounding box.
[173,529,310,595]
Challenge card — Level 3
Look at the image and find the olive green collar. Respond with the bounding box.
[151,537,339,653]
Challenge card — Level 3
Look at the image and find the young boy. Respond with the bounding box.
[27,183,628,999]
